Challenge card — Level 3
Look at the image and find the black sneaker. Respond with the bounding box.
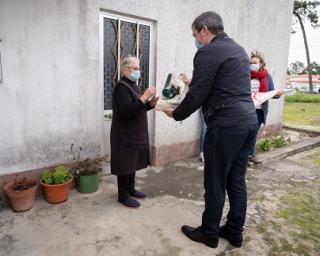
[181,225,218,248]
[218,225,243,247]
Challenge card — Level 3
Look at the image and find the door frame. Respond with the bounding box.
[99,11,156,157]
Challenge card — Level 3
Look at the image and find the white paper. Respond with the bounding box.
[252,89,295,108]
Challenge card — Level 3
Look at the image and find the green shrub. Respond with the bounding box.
[285,92,320,103]
[272,136,287,148]
[256,138,272,152]
[42,165,71,185]
[256,135,288,152]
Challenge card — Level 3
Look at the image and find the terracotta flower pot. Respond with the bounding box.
[40,175,73,204]
[4,179,38,212]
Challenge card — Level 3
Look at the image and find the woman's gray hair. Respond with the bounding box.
[120,55,139,75]
[192,11,224,34]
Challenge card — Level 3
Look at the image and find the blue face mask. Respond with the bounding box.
[128,70,141,82]
[194,39,203,49]
[250,63,260,72]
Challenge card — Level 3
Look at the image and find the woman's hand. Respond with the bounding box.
[163,108,174,118]
[140,86,156,103]
[276,89,284,97]
[273,89,284,99]
[149,96,159,107]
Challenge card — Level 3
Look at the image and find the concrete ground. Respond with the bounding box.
[1,145,320,256]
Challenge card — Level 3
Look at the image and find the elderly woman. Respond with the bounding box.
[110,56,158,208]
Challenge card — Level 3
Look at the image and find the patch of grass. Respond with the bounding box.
[250,194,266,202]
[280,238,293,252]
[257,221,312,255]
[283,102,320,127]
[277,208,290,219]
[255,180,320,255]
[270,221,282,232]
[285,92,320,103]
[256,222,267,234]
[263,233,278,250]
[292,243,311,256]
[277,192,319,230]
[261,228,291,255]
[276,188,320,254]
[314,158,320,167]
[243,235,252,243]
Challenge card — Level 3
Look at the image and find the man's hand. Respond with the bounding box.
[149,96,159,107]
[183,78,191,86]
[163,108,174,118]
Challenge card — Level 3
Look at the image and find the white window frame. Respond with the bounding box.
[0,39,3,83]
[99,11,156,157]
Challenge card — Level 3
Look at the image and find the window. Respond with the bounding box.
[102,15,152,110]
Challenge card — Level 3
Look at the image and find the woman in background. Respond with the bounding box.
[248,51,282,165]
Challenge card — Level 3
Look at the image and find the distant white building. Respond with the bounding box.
[0,0,293,178]
[287,74,320,92]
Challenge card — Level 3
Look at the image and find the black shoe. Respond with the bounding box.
[248,156,262,165]
[181,225,218,248]
[118,197,140,208]
[218,225,243,247]
[130,190,147,199]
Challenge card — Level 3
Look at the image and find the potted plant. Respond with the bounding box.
[40,165,73,204]
[3,177,38,212]
[72,158,104,194]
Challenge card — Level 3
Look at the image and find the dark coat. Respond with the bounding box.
[110,77,153,176]
[172,32,257,128]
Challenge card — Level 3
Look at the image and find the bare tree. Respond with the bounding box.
[292,0,320,93]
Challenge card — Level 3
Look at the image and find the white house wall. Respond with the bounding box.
[0,0,102,174]
[0,0,293,175]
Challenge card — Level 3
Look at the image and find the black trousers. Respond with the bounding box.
[117,173,136,201]
[201,124,258,236]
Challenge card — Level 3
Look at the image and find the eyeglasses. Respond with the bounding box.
[128,66,140,71]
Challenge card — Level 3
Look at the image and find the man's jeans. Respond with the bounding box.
[201,124,258,236]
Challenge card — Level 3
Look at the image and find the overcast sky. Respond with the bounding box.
[288,13,320,65]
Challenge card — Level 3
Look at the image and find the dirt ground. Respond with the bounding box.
[0,147,320,256]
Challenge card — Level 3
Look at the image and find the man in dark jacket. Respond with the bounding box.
[164,11,258,248]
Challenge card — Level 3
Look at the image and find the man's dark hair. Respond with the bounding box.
[192,11,224,34]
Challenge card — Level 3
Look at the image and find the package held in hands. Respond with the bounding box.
[155,73,189,111]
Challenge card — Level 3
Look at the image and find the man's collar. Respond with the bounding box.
[210,31,228,43]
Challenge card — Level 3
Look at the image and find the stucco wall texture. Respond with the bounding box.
[0,0,294,175]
